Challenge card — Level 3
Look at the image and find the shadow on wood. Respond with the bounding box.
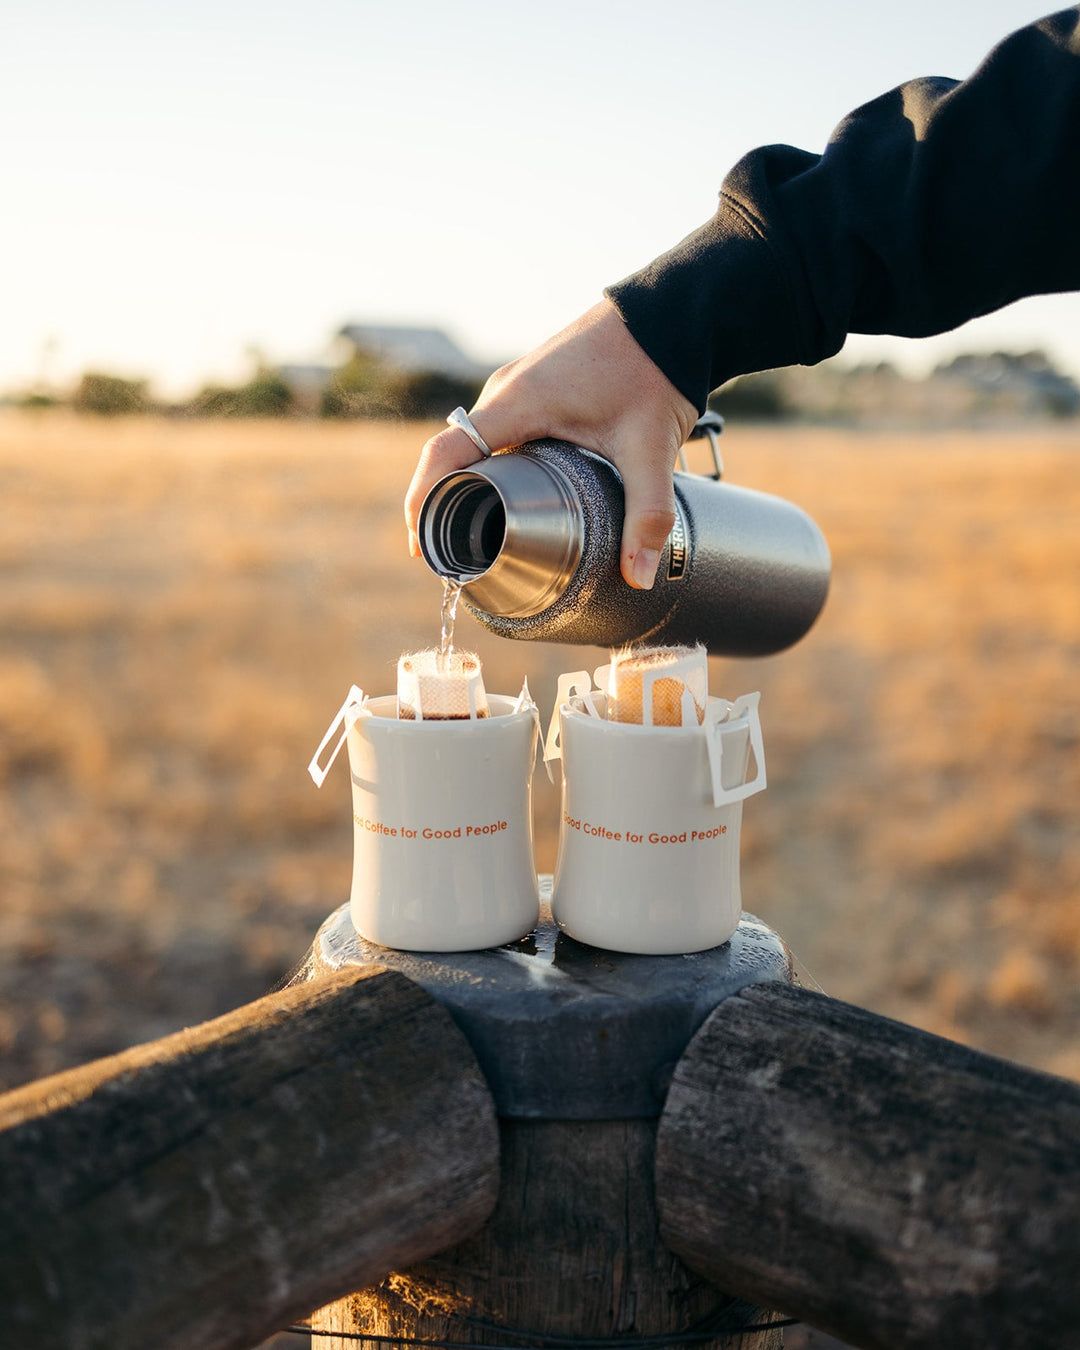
[0,966,500,1350]
[313,1118,785,1350]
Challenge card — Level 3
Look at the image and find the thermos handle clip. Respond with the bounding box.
[677,411,724,480]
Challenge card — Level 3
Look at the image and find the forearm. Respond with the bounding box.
[607,7,1080,412]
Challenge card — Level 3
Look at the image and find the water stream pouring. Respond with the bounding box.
[418,417,831,656]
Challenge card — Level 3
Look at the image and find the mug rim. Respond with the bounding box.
[561,694,748,736]
[359,691,532,724]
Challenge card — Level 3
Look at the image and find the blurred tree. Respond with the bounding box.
[72,372,150,416]
[320,352,483,421]
[319,350,395,418]
[386,369,484,420]
[187,368,294,418]
[708,371,791,422]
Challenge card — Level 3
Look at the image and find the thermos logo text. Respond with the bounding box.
[667,500,689,581]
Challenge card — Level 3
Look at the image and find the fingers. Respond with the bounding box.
[404,373,547,556]
[405,429,472,557]
[404,408,504,558]
[402,298,697,581]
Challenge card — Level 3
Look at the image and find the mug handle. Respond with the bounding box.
[705,692,767,807]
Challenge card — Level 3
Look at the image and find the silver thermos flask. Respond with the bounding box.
[417,416,830,656]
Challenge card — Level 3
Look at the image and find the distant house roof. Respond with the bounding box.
[935,350,1080,416]
[337,324,491,381]
[277,363,334,391]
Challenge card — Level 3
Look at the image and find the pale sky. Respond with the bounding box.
[2,0,1078,397]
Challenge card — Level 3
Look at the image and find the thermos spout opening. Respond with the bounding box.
[422,476,507,578]
[419,454,585,619]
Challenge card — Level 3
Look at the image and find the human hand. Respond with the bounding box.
[404,299,697,589]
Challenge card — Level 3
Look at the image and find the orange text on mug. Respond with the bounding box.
[561,813,729,845]
[352,812,509,840]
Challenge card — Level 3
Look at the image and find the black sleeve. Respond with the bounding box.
[605,7,1080,413]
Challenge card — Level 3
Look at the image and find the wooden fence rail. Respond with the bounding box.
[657,982,1080,1350]
[1,955,1079,1350]
[0,967,499,1350]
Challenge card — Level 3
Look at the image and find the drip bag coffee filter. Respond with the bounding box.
[397,649,488,721]
[600,644,707,727]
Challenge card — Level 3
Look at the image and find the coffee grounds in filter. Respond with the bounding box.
[397,649,490,721]
[603,644,707,727]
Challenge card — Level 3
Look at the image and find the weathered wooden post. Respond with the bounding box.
[299,890,793,1349]
[656,982,1080,1350]
[0,966,500,1350]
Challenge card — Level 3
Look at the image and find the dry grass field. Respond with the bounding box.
[1,410,1078,1091]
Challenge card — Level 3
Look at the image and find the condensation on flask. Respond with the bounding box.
[417,436,831,657]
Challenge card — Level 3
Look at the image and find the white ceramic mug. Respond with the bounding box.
[344,694,540,952]
[550,693,765,955]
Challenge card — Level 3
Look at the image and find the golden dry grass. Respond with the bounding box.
[1,411,1078,1088]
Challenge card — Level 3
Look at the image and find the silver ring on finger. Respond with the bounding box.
[446,406,492,458]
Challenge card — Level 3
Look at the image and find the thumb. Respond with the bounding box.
[619,460,677,591]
